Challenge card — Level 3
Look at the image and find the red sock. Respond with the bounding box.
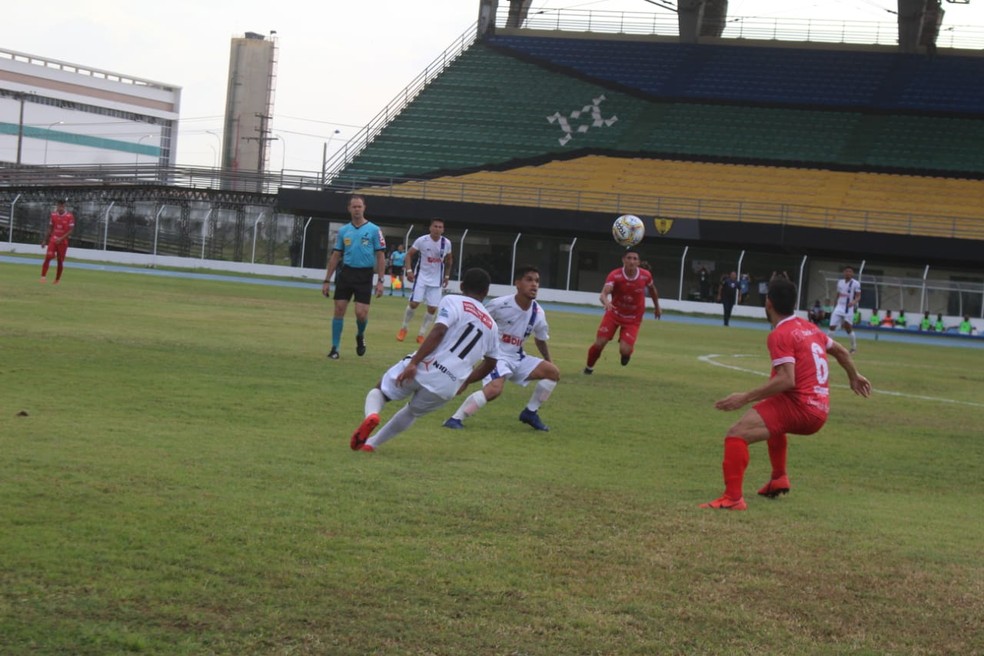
[723,436,749,500]
[767,433,788,480]
[41,258,52,277]
[55,260,64,281]
[586,344,602,367]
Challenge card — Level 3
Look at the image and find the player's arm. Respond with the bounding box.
[397,322,447,385]
[599,283,614,311]
[648,281,662,319]
[374,249,386,297]
[442,252,453,288]
[827,340,871,398]
[534,337,551,362]
[715,362,795,411]
[404,247,419,281]
[322,250,341,297]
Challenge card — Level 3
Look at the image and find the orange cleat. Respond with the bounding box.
[757,475,791,498]
[396,328,408,342]
[359,444,375,453]
[350,413,380,451]
[699,495,748,511]
[416,334,425,344]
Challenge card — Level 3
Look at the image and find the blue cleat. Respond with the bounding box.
[519,408,549,432]
[443,417,464,430]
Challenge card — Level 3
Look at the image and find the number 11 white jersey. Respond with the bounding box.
[415,294,500,399]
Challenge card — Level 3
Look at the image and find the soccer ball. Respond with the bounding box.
[612,214,645,247]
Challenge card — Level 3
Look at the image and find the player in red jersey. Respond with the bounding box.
[583,248,661,374]
[41,199,76,284]
[700,274,871,511]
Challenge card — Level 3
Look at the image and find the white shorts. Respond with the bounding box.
[829,309,853,330]
[483,354,542,387]
[379,357,456,415]
[410,283,443,308]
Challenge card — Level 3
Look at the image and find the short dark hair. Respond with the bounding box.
[460,268,491,297]
[767,277,797,316]
[514,265,539,281]
[622,247,640,257]
[348,194,366,206]
[429,218,444,226]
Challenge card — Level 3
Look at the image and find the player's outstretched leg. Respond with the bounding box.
[350,414,380,450]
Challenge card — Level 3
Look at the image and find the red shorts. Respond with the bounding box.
[596,312,642,347]
[754,394,827,439]
[46,239,68,260]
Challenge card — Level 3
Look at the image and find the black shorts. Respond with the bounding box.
[390,266,403,277]
[334,266,375,304]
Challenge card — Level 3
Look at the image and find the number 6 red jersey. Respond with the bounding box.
[767,316,834,414]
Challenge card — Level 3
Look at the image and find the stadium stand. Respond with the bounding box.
[333,34,984,242]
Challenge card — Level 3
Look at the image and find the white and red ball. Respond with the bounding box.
[612,214,645,247]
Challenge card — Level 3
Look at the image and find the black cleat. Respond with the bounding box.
[620,354,631,366]
[328,347,340,360]
[583,367,593,375]
[356,334,366,356]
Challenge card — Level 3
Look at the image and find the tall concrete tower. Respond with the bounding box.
[221,31,278,181]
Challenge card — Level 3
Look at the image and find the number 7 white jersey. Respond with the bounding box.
[415,293,500,399]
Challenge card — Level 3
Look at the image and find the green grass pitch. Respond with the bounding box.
[1,262,982,655]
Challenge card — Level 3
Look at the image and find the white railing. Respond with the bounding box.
[497,7,984,49]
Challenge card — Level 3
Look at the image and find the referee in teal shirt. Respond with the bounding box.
[322,195,387,359]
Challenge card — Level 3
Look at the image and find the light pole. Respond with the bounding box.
[206,130,222,169]
[136,134,153,166]
[274,133,287,173]
[322,129,341,183]
[43,121,64,165]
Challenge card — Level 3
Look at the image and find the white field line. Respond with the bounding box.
[698,354,984,409]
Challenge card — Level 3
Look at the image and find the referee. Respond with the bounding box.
[322,195,387,359]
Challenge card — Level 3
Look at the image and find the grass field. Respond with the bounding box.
[1,261,982,655]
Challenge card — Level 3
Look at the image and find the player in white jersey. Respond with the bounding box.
[350,268,500,453]
[397,219,453,344]
[443,266,560,432]
[828,266,862,353]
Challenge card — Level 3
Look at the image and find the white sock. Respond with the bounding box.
[452,390,487,421]
[419,311,436,337]
[366,405,416,449]
[527,379,557,411]
[364,388,385,417]
[402,306,416,330]
[850,332,857,349]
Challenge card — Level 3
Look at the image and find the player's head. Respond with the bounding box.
[428,218,445,238]
[347,195,366,220]
[621,248,640,272]
[766,277,797,319]
[56,199,66,208]
[514,265,540,298]
[843,266,855,280]
[460,267,491,299]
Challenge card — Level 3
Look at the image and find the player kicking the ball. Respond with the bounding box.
[584,248,661,374]
[700,274,871,511]
[349,268,500,453]
[443,265,559,432]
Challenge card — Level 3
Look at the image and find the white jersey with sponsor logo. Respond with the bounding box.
[834,278,861,314]
[410,235,451,286]
[485,294,549,364]
[414,293,500,399]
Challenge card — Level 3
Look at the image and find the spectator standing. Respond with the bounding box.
[698,266,711,302]
[717,271,739,326]
[388,244,407,297]
[739,273,751,304]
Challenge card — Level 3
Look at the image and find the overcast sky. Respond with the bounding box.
[2,0,982,172]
